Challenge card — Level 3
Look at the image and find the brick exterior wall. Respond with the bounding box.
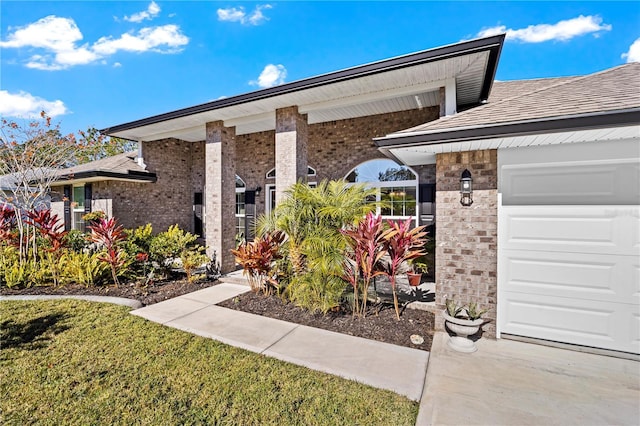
[91,138,193,232]
[435,149,498,337]
[81,107,440,263]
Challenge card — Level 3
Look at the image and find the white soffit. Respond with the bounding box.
[111,51,490,141]
[388,125,640,166]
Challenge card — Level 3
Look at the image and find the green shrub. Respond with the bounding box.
[124,223,154,257]
[150,224,198,262]
[150,224,205,277]
[60,251,109,287]
[180,246,209,283]
[64,229,91,253]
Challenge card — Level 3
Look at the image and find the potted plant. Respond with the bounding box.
[407,260,428,286]
[443,299,487,353]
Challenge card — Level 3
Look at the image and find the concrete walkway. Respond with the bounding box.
[418,332,640,426]
[131,283,429,401]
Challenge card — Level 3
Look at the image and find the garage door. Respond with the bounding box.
[498,139,640,354]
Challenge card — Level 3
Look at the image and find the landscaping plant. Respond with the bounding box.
[180,245,209,283]
[341,212,387,317]
[232,230,285,294]
[88,217,128,287]
[257,180,379,312]
[382,218,428,320]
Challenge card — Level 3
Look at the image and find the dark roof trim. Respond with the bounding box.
[101,35,506,135]
[54,170,157,183]
[375,108,640,148]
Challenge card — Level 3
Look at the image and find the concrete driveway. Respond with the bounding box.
[417,332,640,425]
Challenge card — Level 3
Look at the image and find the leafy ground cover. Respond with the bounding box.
[0,299,418,425]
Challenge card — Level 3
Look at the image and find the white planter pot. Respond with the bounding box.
[443,310,483,353]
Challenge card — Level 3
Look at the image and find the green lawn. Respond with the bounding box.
[0,300,418,425]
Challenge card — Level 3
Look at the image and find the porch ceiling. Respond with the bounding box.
[101,35,504,142]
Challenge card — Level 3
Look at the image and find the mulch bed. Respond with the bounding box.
[0,279,218,307]
[2,279,435,351]
[218,291,434,351]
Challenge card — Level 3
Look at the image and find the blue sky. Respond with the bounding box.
[1,1,639,137]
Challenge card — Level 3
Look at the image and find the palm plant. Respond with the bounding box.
[383,218,428,320]
[257,179,379,312]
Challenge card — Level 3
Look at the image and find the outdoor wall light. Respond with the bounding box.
[255,186,262,197]
[460,169,473,206]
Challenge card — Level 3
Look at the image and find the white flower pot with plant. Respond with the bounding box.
[443,299,487,353]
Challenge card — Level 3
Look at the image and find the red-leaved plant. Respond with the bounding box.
[25,209,67,286]
[383,218,428,320]
[340,212,387,317]
[231,230,285,295]
[89,217,127,287]
[0,204,16,244]
[25,209,66,253]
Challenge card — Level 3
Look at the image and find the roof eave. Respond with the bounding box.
[53,170,157,184]
[374,108,640,148]
[100,34,506,136]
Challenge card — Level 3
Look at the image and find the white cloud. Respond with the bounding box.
[217,4,272,26]
[0,90,67,118]
[124,1,161,23]
[0,15,189,70]
[251,64,287,88]
[93,25,188,55]
[477,15,612,43]
[0,15,81,50]
[113,62,122,67]
[622,37,640,63]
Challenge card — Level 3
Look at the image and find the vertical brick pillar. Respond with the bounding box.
[275,106,308,204]
[205,121,236,273]
[435,149,498,337]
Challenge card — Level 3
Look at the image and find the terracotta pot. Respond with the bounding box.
[407,272,422,286]
[443,310,484,353]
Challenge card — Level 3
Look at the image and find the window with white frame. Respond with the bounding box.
[72,185,85,230]
[235,175,246,240]
[345,159,418,224]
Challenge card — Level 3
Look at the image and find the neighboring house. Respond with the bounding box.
[49,151,156,231]
[96,34,638,355]
[0,168,58,210]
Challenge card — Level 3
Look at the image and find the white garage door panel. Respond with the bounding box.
[500,293,639,354]
[501,250,638,304]
[502,160,639,205]
[500,206,640,256]
[498,139,640,354]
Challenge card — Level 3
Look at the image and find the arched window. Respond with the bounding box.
[266,166,316,179]
[345,159,418,223]
[236,175,246,240]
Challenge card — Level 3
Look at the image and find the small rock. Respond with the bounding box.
[410,334,424,345]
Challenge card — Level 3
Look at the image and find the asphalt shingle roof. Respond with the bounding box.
[57,151,148,176]
[395,63,640,135]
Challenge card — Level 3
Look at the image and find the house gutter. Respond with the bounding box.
[374,108,640,148]
[100,34,505,135]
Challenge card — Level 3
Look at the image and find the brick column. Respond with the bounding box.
[205,121,236,273]
[275,106,308,204]
[435,149,498,337]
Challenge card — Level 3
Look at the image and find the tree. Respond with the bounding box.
[74,127,137,164]
[0,112,79,262]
